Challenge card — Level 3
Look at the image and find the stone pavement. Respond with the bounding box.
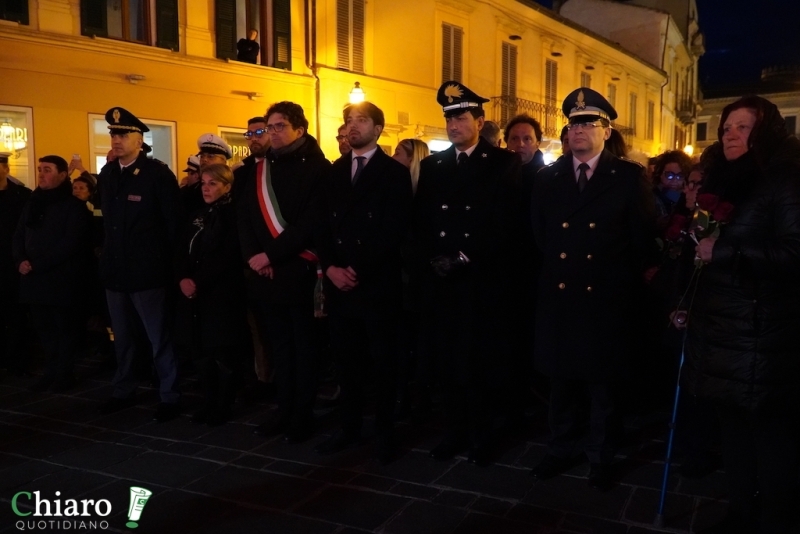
[0,358,728,534]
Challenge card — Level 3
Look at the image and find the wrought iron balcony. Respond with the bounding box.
[489,96,565,139]
[677,98,697,125]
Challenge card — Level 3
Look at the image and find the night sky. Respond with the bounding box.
[532,0,800,91]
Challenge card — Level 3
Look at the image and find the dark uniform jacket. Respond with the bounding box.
[237,135,330,304]
[317,147,413,317]
[0,181,31,297]
[97,152,181,292]
[179,182,205,220]
[12,181,91,306]
[532,149,655,382]
[232,153,259,202]
[414,137,522,355]
[174,195,247,349]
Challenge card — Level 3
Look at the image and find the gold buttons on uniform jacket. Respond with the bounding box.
[439,231,446,237]
[442,204,448,210]
[465,205,471,210]
[562,222,569,228]
[558,283,566,289]
[587,286,593,292]
[587,254,593,260]
[559,253,567,259]
[589,222,596,229]
[464,233,470,238]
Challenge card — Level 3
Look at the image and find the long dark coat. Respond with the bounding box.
[173,196,247,349]
[0,181,31,298]
[317,147,413,318]
[12,181,91,306]
[683,137,800,412]
[97,153,181,292]
[532,149,655,382]
[413,137,523,359]
[237,135,330,304]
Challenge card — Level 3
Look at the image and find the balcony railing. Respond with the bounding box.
[677,98,697,125]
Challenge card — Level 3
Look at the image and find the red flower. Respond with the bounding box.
[696,193,720,212]
[665,214,688,241]
[712,201,735,223]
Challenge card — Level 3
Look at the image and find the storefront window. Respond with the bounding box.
[220,128,249,168]
[88,115,177,175]
[0,106,34,188]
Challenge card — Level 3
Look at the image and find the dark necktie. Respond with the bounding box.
[352,156,366,185]
[457,152,469,167]
[577,163,589,194]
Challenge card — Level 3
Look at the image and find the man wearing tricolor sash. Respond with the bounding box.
[237,102,330,442]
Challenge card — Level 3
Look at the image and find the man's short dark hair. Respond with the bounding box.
[504,114,542,143]
[248,116,266,126]
[266,102,309,131]
[343,102,385,128]
[338,124,347,133]
[39,155,68,174]
[480,121,501,145]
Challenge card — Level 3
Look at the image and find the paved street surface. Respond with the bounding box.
[0,356,727,534]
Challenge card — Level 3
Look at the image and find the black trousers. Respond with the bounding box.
[547,378,619,464]
[0,297,27,373]
[716,403,800,534]
[29,304,82,380]
[259,301,318,428]
[193,345,242,410]
[329,310,397,437]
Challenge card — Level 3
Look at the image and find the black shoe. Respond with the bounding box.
[153,402,180,423]
[467,445,491,467]
[314,431,360,455]
[530,454,574,480]
[205,407,231,427]
[51,375,77,393]
[28,376,56,393]
[98,396,136,415]
[429,439,465,461]
[376,434,396,465]
[587,463,614,491]
[252,415,289,437]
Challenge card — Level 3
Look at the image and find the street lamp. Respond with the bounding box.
[683,144,694,157]
[1,120,26,155]
[349,82,365,104]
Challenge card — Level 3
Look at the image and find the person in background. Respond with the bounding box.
[392,139,429,195]
[479,120,502,147]
[678,95,800,534]
[560,125,571,157]
[0,151,32,377]
[175,164,247,426]
[236,29,260,64]
[683,163,704,211]
[604,128,628,158]
[646,156,658,186]
[504,114,545,185]
[180,155,200,188]
[72,175,95,208]
[336,124,351,157]
[652,150,693,232]
[233,117,269,200]
[13,156,91,392]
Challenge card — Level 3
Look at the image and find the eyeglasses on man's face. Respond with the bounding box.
[243,128,267,139]
[566,121,605,131]
[335,135,347,141]
[265,123,289,134]
[663,171,684,181]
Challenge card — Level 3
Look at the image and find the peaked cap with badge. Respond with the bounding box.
[437,81,490,117]
[105,107,150,135]
[197,133,232,159]
[563,87,618,123]
[183,155,201,173]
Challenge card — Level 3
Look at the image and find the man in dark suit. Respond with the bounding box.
[314,101,413,464]
[414,82,522,466]
[529,88,655,490]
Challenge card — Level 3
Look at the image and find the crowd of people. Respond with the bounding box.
[1,82,798,533]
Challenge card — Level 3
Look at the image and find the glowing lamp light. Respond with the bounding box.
[349,82,365,104]
[1,120,27,154]
[683,144,694,157]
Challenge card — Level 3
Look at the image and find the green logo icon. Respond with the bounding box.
[125,486,152,529]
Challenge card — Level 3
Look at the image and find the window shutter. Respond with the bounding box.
[215,0,237,60]
[155,0,179,51]
[0,0,29,24]
[629,93,637,134]
[336,0,350,69]
[452,26,462,83]
[351,0,365,73]
[581,72,591,88]
[442,23,462,83]
[273,0,291,69]
[545,59,557,106]
[607,83,617,109]
[81,0,108,37]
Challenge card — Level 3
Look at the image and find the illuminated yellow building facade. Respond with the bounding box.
[1,0,687,188]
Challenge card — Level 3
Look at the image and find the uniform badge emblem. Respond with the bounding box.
[443,84,463,104]
[127,194,142,202]
[133,168,140,176]
[112,109,121,123]
[575,90,586,111]
[482,153,487,157]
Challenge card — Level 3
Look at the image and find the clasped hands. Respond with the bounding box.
[18,260,32,275]
[248,252,274,279]
[326,266,358,291]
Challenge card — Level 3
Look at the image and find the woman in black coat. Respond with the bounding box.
[13,156,91,392]
[175,164,248,426]
[679,96,800,534]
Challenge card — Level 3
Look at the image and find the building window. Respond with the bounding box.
[500,42,518,125]
[81,0,179,51]
[646,100,655,140]
[607,83,617,109]
[337,0,365,73]
[545,59,558,135]
[219,128,249,168]
[88,115,177,175]
[696,122,707,141]
[785,116,797,135]
[0,105,34,188]
[0,0,29,24]
[215,0,292,69]
[442,23,463,83]
[629,92,637,135]
[581,72,591,88]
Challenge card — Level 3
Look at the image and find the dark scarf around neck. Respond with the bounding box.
[26,179,73,228]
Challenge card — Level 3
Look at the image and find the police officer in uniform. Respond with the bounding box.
[529,88,655,489]
[97,107,182,422]
[414,82,522,466]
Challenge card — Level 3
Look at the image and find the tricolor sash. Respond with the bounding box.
[255,159,319,263]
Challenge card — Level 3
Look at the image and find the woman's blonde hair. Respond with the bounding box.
[201,163,234,185]
[397,139,430,194]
